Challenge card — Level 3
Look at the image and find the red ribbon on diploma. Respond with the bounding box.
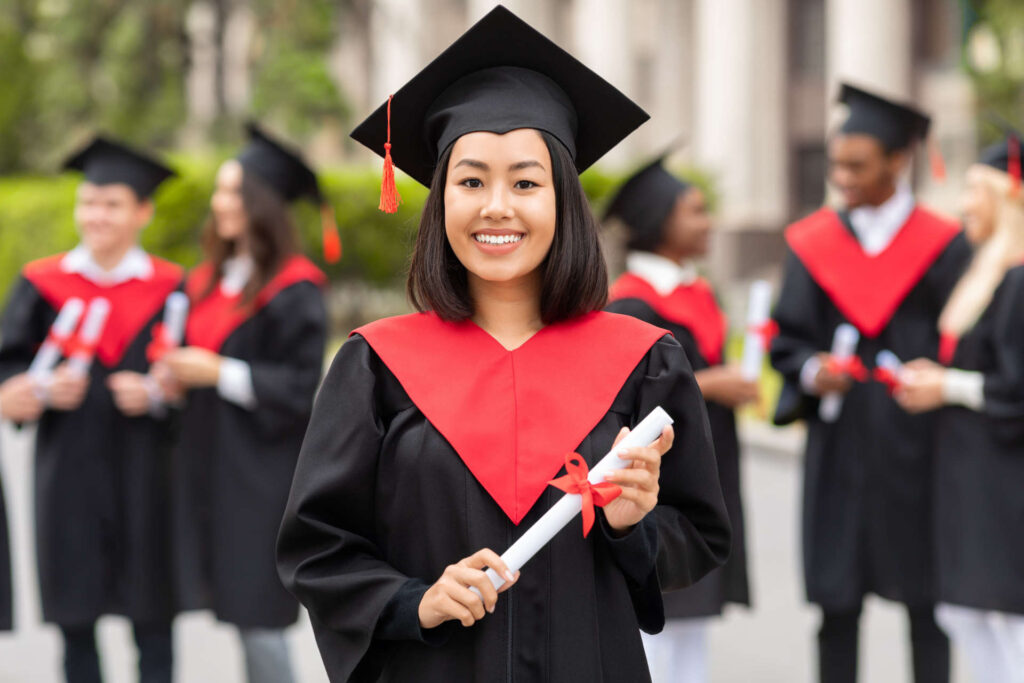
[146,323,176,363]
[826,355,868,382]
[62,335,97,361]
[547,453,622,538]
[872,366,901,395]
[748,319,779,351]
[44,329,74,356]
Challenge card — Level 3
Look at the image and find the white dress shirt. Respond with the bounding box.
[625,251,698,295]
[215,255,258,410]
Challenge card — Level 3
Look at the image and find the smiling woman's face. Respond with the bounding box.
[443,128,557,286]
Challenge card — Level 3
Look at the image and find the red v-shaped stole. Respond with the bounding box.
[353,311,669,524]
[608,272,727,365]
[23,254,183,367]
[185,255,326,352]
[786,207,960,338]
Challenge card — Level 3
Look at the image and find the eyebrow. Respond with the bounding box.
[453,158,546,172]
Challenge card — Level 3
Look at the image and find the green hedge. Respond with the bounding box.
[0,156,715,303]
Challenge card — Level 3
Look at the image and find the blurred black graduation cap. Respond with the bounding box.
[350,4,649,211]
[236,123,341,262]
[838,83,931,152]
[63,136,176,199]
[604,142,690,252]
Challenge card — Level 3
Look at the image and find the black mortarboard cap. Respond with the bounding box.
[838,82,931,152]
[604,147,690,252]
[236,123,323,203]
[236,123,342,262]
[350,4,649,190]
[63,136,175,199]
[979,115,1023,175]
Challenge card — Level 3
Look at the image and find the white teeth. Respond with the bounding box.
[474,233,524,245]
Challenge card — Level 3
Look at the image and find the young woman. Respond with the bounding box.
[605,155,755,683]
[276,7,730,683]
[897,132,1024,683]
[159,124,328,683]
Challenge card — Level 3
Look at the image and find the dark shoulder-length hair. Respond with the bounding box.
[407,129,608,324]
[199,168,297,305]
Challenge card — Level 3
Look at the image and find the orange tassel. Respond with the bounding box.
[321,204,342,263]
[1009,135,1021,198]
[928,137,946,183]
[379,94,401,214]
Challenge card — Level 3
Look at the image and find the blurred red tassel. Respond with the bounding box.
[1009,135,1021,198]
[379,94,401,214]
[928,137,946,183]
[321,204,342,263]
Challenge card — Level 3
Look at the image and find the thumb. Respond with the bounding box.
[611,426,630,448]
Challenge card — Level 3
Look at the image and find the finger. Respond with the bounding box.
[444,580,487,621]
[462,548,517,586]
[496,571,520,594]
[437,595,476,627]
[616,447,662,472]
[653,425,674,454]
[454,568,498,614]
[605,468,657,489]
[611,426,629,448]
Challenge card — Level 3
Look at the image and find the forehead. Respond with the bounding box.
[77,182,141,203]
[449,128,550,161]
[829,133,886,159]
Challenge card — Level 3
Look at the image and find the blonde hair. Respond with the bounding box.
[939,164,1024,336]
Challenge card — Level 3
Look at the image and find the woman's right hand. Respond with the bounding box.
[695,364,761,407]
[418,548,519,629]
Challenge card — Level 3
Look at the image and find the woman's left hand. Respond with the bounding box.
[162,347,223,388]
[601,425,674,534]
[895,358,946,414]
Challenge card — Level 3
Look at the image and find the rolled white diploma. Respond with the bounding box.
[66,297,111,376]
[876,350,902,374]
[470,406,674,598]
[819,323,860,423]
[29,297,85,381]
[740,280,774,381]
[163,292,189,347]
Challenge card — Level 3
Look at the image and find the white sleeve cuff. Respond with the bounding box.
[144,375,168,418]
[800,355,822,396]
[217,357,257,410]
[942,369,985,411]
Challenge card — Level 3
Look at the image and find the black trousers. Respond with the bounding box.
[818,604,949,683]
[61,621,172,683]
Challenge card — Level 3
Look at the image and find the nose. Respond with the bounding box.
[480,186,514,221]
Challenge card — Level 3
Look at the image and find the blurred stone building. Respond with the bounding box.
[187,0,974,301]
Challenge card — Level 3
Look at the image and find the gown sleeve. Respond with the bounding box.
[598,335,731,633]
[0,276,48,383]
[276,334,438,683]
[770,249,827,425]
[980,266,1024,442]
[247,281,327,439]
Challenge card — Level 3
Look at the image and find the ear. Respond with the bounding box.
[135,199,155,229]
[887,148,911,176]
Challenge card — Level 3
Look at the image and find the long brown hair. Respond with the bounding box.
[200,167,298,305]
[406,130,608,324]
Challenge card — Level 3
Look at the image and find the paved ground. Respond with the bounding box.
[0,421,974,682]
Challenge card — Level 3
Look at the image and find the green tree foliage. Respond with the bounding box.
[961,0,1024,138]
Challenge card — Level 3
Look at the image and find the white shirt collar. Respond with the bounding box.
[847,182,916,256]
[220,254,254,296]
[625,251,698,296]
[60,244,153,286]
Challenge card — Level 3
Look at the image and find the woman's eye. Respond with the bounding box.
[460,178,482,188]
[514,180,537,190]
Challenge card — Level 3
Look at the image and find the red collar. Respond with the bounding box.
[608,271,726,364]
[785,207,961,338]
[23,254,183,367]
[353,311,668,524]
[185,255,326,352]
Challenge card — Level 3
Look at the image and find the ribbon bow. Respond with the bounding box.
[146,323,176,363]
[748,319,780,351]
[826,355,868,382]
[547,453,622,538]
[872,366,901,396]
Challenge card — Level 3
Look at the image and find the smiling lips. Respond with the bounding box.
[472,230,525,249]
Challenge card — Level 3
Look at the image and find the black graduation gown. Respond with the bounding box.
[607,290,750,618]
[0,255,183,627]
[0,467,11,631]
[172,257,326,629]
[770,206,971,610]
[935,264,1024,614]
[277,311,731,683]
